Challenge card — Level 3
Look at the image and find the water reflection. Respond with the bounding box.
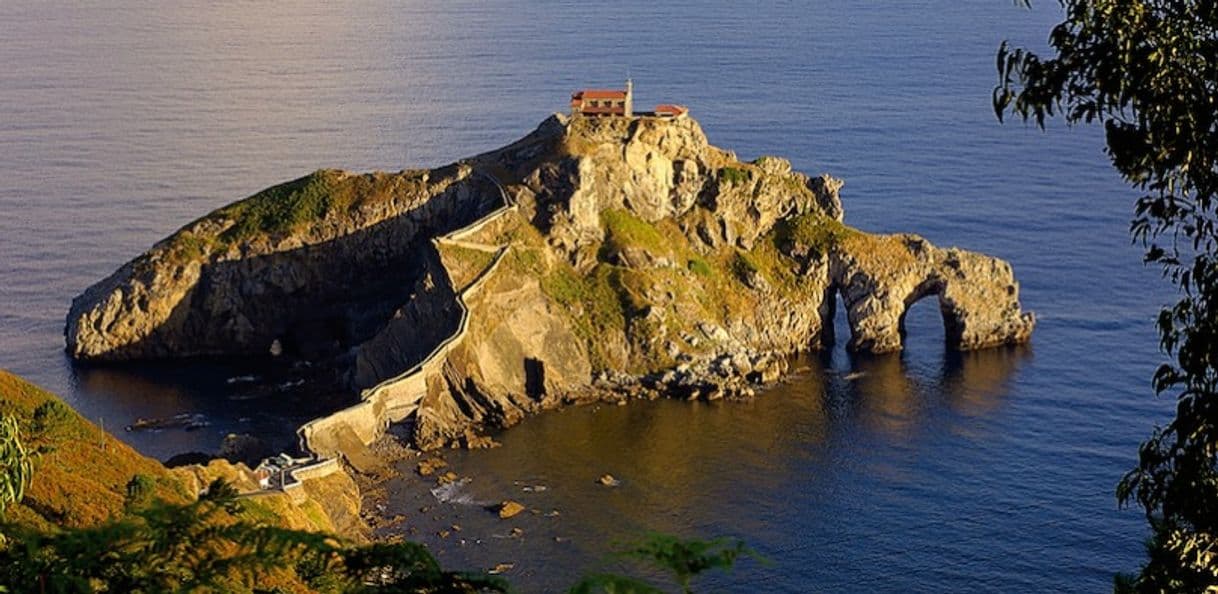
[820,345,1032,441]
[836,351,921,438]
[385,344,1029,591]
[71,358,348,459]
[940,347,1033,418]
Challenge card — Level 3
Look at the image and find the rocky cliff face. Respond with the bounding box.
[67,165,498,362]
[67,113,1034,450]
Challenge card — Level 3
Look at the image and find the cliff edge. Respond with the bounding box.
[66,114,1034,452]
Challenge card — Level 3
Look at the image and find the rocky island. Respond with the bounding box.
[66,111,1034,460]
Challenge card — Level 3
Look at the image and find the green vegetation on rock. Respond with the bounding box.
[219,170,339,243]
[511,205,859,373]
[436,242,500,292]
[719,166,752,186]
[687,256,712,277]
[165,231,212,265]
[730,250,761,280]
[600,209,671,259]
[499,204,872,374]
[773,212,857,257]
[158,168,434,268]
[523,251,627,371]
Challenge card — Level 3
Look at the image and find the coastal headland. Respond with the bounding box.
[65,112,1035,464]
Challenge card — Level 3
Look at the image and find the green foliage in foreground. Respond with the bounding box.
[0,415,33,518]
[0,483,509,593]
[0,475,756,593]
[570,534,762,594]
[996,1,1218,590]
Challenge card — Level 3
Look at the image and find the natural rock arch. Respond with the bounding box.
[897,278,954,346]
[822,282,954,353]
[828,235,1034,354]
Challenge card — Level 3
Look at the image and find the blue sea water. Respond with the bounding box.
[0,1,1175,591]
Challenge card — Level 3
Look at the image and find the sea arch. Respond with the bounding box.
[825,237,1034,354]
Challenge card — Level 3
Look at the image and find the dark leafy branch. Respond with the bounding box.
[995,1,1218,590]
[570,533,763,594]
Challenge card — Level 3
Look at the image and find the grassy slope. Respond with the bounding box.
[160,168,431,266]
[0,370,190,532]
[0,370,350,538]
[0,370,366,591]
[436,242,499,292]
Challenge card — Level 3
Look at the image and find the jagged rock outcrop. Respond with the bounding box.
[67,113,1034,452]
[510,115,843,258]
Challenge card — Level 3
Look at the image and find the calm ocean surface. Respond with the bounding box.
[0,2,1175,591]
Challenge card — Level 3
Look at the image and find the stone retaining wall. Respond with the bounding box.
[238,456,343,503]
[297,172,516,460]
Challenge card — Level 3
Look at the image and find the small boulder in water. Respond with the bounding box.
[497,500,525,519]
[461,430,500,449]
[416,458,447,477]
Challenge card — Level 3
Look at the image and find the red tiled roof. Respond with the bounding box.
[572,89,628,100]
[654,104,687,114]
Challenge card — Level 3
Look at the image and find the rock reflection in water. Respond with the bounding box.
[71,359,346,460]
[826,345,1031,441]
[942,347,1033,419]
[380,347,1028,592]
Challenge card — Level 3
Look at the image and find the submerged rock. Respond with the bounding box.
[416,458,447,477]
